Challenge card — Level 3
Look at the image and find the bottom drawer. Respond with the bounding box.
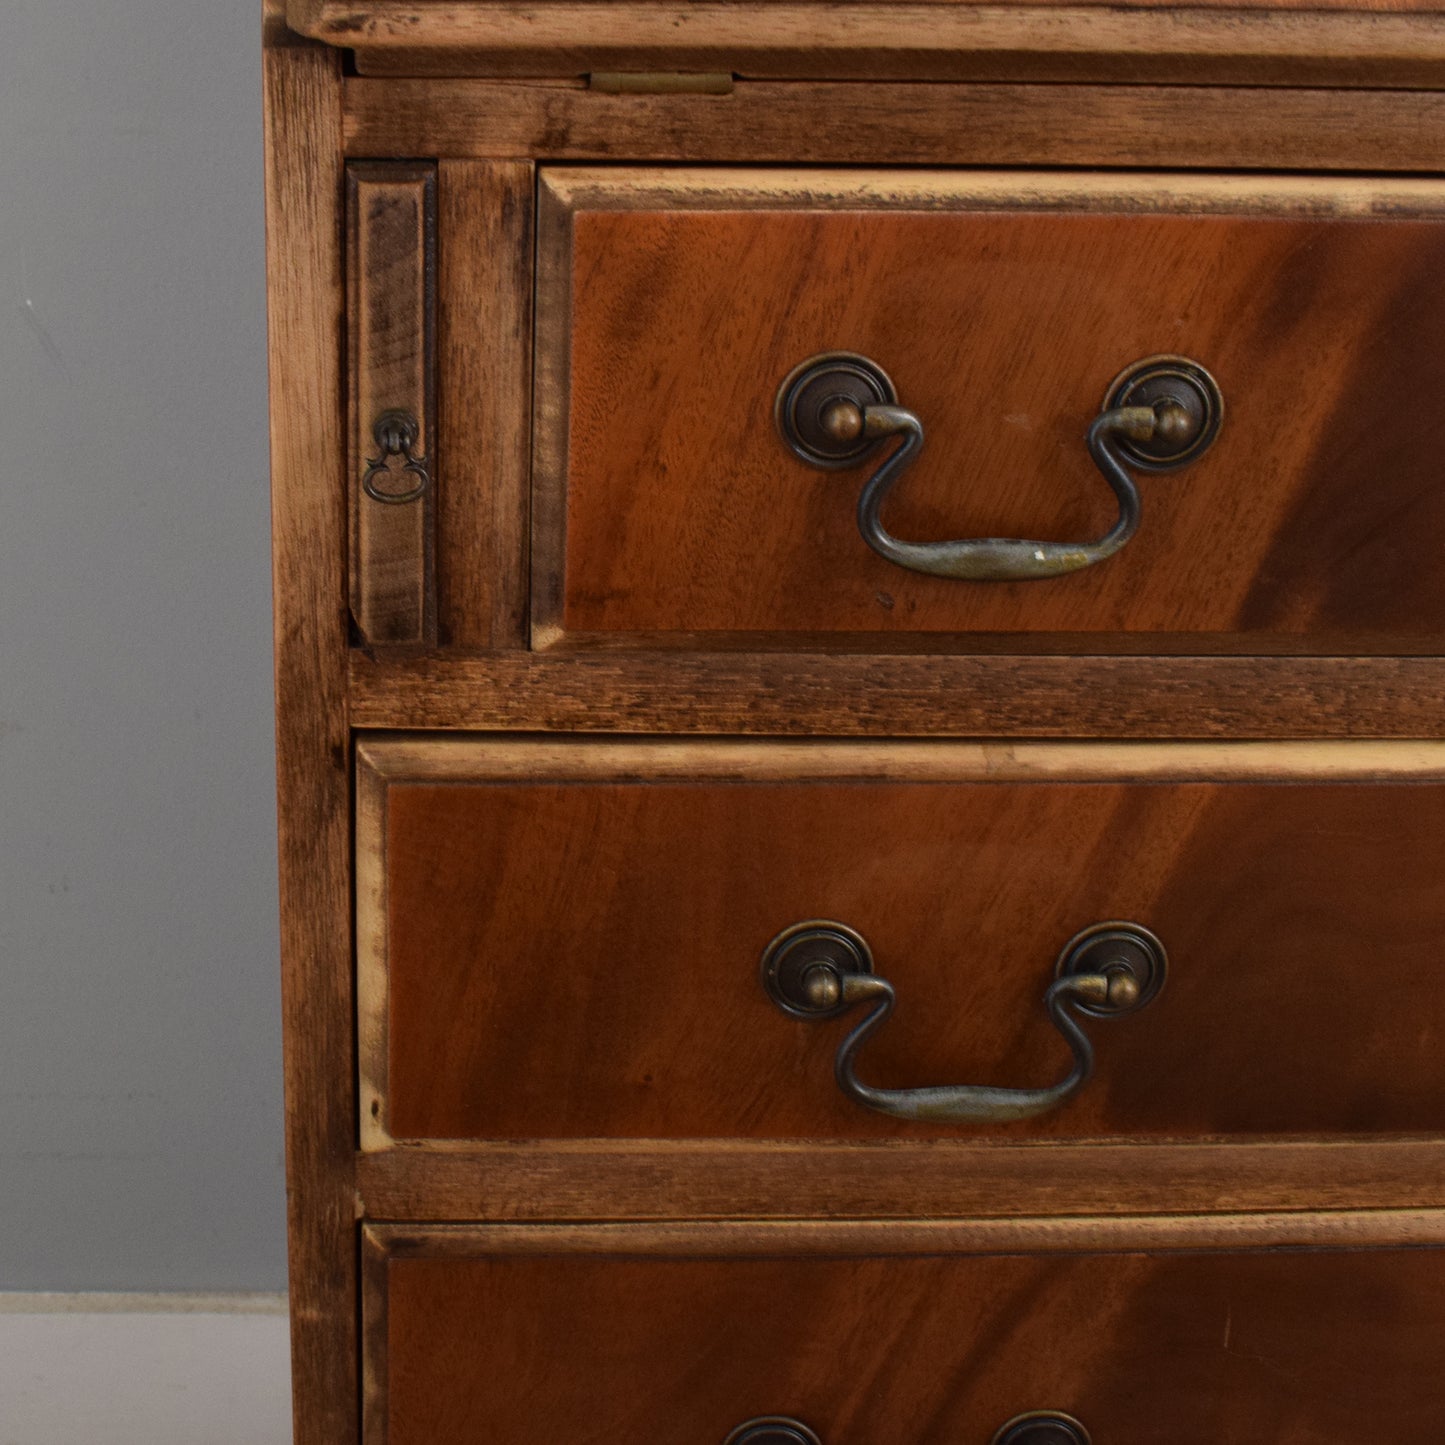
[363,1221,1445,1444]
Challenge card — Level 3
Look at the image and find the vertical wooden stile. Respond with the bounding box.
[347,163,438,645]
[262,7,357,1445]
[436,160,534,648]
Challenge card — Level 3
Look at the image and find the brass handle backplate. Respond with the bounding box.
[761,920,1165,1123]
[992,1411,1093,1445]
[775,351,1222,581]
[721,1410,1089,1445]
[724,1417,823,1445]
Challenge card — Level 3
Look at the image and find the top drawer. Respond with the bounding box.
[534,170,1445,652]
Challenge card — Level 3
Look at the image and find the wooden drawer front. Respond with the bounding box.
[363,1223,1445,1444]
[357,739,1445,1147]
[535,171,1445,651]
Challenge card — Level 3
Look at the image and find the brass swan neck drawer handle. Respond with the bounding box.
[761,920,1165,1123]
[724,1410,1090,1445]
[775,351,1222,581]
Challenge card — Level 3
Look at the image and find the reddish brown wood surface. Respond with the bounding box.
[347,651,1445,738]
[292,5,1445,90]
[368,1231,1445,1444]
[347,163,436,645]
[435,161,533,648]
[371,767,1445,1142]
[355,1138,1445,1221]
[263,11,358,1445]
[538,172,1445,648]
[274,0,1445,1438]
[344,79,1445,168]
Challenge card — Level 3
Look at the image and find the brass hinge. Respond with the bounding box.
[589,71,735,95]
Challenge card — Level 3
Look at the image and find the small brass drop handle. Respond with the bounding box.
[761,921,1165,1123]
[362,408,431,504]
[775,352,1222,581]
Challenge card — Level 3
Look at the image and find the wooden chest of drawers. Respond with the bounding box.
[264,3,1445,1441]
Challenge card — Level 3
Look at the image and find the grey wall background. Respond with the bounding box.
[0,2,285,1289]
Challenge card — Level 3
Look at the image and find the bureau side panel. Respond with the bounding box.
[264,14,357,1445]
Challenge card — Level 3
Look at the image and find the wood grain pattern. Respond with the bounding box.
[343,78,1445,170]
[348,650,1445,739]
[357,744,393,1147]
[364,1223,1445,1445]
[292,5,1445,89]
[536,170,1445,649]
[355,1138,1445,1221]
[356,735,1445,784]
[348,163,437,645]
[262,13,357,1445]
[369,1216,1445,1258]
[357,738,1445,1144]
[273,1,1445,1434]
[434,161,533,648]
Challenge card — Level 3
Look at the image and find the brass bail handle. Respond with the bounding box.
[761,921,1165,1123]
[775,352,1222,581]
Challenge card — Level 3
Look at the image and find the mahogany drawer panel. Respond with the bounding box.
[534,170,1445,652]
[362,1222,1445,1445]
[357,738,1445,1146]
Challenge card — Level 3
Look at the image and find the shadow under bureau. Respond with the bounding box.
[264,3,1445,1441]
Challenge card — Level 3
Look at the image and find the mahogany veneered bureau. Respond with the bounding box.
[264,3,1445,1441]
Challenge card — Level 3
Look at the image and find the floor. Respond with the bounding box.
[0,1294,292,1445]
